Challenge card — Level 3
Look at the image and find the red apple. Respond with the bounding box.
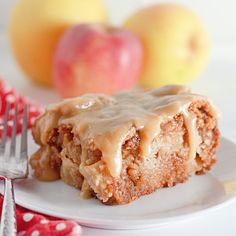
[52,23,143,97]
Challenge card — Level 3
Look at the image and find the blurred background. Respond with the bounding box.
[2,0,236,59]
[0,0,236,141]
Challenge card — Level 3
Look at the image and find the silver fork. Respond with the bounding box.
[0,102,28,236]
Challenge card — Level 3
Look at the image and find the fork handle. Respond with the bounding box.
[0,178,17,236]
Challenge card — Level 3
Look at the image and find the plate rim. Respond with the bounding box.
[13,194,236,229]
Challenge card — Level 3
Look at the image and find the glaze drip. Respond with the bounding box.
[41,85,218,177]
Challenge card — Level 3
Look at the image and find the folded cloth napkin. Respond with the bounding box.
[0,196,82,236]
[0,79,82,236]
[0,79,43,136]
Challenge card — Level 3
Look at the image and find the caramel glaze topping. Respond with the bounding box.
[36,85,218,178]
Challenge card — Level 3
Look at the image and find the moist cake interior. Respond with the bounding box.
[30,85,220,204]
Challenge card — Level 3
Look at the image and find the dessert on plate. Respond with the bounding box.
[30,85,220,205]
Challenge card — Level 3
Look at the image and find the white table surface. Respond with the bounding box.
[0,32,236,236]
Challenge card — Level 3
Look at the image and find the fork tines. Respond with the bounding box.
[0,101,28,178]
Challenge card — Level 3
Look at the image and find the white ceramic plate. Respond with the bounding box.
[1,137,236,230]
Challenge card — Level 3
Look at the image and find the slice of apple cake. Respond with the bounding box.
[30,85,220,205]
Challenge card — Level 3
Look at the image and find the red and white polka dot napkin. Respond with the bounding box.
[0,79,82,235]
[0,79,43,137]
[0,196,82,236]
